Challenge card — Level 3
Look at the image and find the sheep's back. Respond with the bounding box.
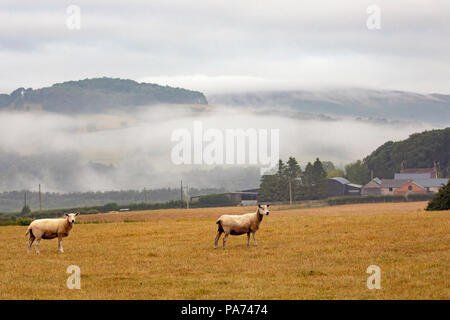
[219,213,253,229]
[30,219,65,232]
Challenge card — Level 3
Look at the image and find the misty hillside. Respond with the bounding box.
[208,89,450,124]
[0,77,208,113]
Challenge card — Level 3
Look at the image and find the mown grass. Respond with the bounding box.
[0,202,448,299]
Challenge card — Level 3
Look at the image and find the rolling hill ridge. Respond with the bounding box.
[0,77,208,113]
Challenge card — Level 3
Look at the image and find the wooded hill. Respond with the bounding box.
[0,77,208,113]
[363,127,450,179]
[258,127,450,202]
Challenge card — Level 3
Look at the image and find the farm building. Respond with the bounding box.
[391,166,447,193]
[393,181,427,195]
[413,178,449,193]
[350,166,445,198]
[379,179,410,195]
[361,177,383,195]
[223,189,259,206]
[327,177,362,197]
[399,167,438,179]
[394,173,431,180]
[366,168,448,196]
[190,188,259,206]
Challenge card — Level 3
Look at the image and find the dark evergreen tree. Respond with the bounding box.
[276,160,289,201]
[303,162,314,186]
[286,157,301,179]
[286,157,302,200]
[302,162,315,199]
[426,181,450,211]
[312,158,328,199]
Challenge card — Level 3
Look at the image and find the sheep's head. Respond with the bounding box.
[257,204,270,215]
[65,212,79,224]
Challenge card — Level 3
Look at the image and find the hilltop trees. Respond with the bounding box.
[0,77,208,113]
[363,128,450,178]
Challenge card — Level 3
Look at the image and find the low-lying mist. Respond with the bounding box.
[0,105,442,193]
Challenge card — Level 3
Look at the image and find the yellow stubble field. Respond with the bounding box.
[0,201,448,299]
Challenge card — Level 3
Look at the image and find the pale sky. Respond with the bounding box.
[1,0,450,94]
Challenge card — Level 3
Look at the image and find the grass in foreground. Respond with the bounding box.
[0,202,448,299]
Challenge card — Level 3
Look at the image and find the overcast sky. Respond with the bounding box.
[1,0,450,94]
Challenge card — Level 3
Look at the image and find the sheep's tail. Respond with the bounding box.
[25,226,30,236]
[216,218,224,232]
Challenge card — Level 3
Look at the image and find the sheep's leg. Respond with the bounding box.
[252,232,258,246]
[27,236,35,254]
[247,232,250,247]
[35,238,41,254]
[58,236,64,253]
[222,233,229,249]
[214,230,223,249]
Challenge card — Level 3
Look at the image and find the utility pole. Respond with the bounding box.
[186,185,190,209]
[144,187,147,203]
[38,184,42,212]
[180,180,183,201]
[24,191,27,207]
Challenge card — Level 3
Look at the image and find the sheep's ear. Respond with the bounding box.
[64,213,69,217]
[258,204,262,208]
[75,212,80,216]
[266,204,270,207]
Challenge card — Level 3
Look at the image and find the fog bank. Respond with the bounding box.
[0,105,441,192]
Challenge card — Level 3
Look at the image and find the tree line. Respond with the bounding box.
[258,157,372,202]
[0,187,227,213]
[258,157,329,202]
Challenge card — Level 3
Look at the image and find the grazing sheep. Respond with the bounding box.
[215,204,270,249]
[25,213,79,254]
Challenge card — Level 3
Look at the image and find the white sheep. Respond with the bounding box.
[25,213,79,254]
[215,204,270,249]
